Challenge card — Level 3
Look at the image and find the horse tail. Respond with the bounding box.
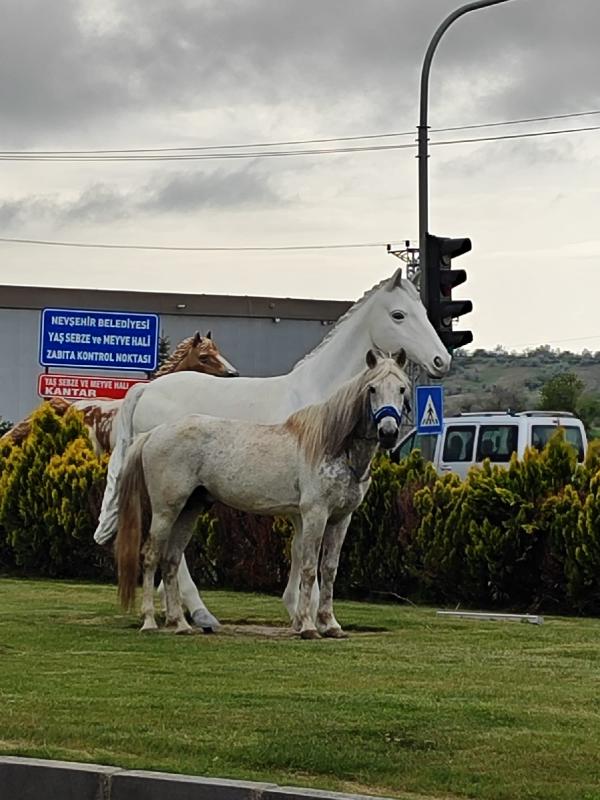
[115,432,151,611]
[94,382,147,545]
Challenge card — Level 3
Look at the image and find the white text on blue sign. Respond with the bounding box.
[40,308,159,371]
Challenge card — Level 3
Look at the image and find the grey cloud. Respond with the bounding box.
[0,197,56,226]
[0,186,128,227]
[62,184,130,223]
[0,166,284,226]
[1,0,600,153]
[0,199,30,227]
[142,165,280,212]
[438,134,575,180]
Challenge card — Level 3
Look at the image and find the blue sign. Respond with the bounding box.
[40,308,159,372]
[416,385,444,435]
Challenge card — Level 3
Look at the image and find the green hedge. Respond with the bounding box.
[187,437,600,614]
[1,404,599,615]
[0,404,111,578]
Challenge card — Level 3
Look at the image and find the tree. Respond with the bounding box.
[479,385,528,412]
[539,373,584,414]
[147,332,172,379]
[0,418,12,437]
[576,394,600,435]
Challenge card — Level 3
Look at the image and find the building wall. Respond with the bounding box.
[0,287,351,424]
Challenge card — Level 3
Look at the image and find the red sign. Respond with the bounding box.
[38,373,147,400]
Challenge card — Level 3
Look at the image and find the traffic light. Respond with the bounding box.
[425,233,473,351]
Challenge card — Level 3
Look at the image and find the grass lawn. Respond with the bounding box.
[1,578,599,800]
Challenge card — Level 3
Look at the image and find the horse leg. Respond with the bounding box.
[282,516,320,624]
[316,515,352,639]
[179,556,220,631]
[161,556,192,635]
[282,515,302,619]
[292,508,328,639]
[160,502,206,635]
[139,538,159,632]
[156,494,220,631]
[146,508,188,634]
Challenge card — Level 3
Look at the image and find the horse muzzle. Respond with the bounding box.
[372,405,403,451]
[426,352,452,378]
[377,420,400,451]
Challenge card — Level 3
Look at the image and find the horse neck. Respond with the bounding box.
[345,415,380,479]
[171,349,194,373]
[153,340,194,377]
[286,301,372,406]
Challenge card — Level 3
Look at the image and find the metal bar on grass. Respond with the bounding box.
[437,610,544,625]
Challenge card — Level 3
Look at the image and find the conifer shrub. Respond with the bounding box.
[565,473,600,613]
[337,450,438,598]
[0,404,110,578]
[188,504,291,593]
[1,404,600,615]
[0,436,18,570]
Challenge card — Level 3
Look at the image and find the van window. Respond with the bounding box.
[476,424,519,463]
[443,426,475,462]
[531,424,585,461]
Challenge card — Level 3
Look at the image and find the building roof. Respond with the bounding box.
[0,284,351,322]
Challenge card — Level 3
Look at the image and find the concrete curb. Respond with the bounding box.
[0,757,397,800]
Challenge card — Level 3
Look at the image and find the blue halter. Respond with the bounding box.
[372,404,403,427]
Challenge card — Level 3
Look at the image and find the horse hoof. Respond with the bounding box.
[175,626,193,636]
[300,628,321,640]
[323,627,349,639]
[191,609,221,631]
[140,624,159,633]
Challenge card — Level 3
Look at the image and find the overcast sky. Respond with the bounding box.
[1,0,599,352]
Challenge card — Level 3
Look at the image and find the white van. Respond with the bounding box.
[393,411,588,479]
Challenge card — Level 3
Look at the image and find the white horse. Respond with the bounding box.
[97,268,451,629]
[115,351,410,638]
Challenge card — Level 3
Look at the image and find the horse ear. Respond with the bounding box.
[366,349,378,369]
[395,348,407,368]
[206,330,212,340]
[386,267,402,292]
[192,331,202,346]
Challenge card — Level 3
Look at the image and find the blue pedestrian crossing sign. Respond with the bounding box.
[416,385,444,435]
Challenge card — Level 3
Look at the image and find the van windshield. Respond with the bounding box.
[394,431,438,461]
[531,425,585,461]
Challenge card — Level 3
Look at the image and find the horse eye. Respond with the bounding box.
[400,387,405,394]
[391,310,405,321]
[369,386,376,394]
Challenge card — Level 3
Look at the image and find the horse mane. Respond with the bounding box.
[285,359,409,465]
[291,275,419,372]
[153,336,198,378]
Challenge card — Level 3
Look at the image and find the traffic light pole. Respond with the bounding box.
[417,0,513,312]
[416,0,513,460]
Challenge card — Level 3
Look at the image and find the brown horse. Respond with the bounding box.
[2,332,238,454]
[152,331,238,379]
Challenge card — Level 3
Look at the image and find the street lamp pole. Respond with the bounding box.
[418,0,514,311]
[415,0,513,461]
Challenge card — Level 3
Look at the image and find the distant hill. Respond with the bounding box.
[442,346,600,416]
